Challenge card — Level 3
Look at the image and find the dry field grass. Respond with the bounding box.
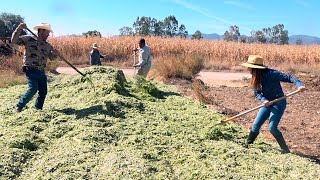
[1,36,320,87]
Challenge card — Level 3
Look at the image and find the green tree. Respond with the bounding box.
[133,16,152,36]
[150,18,164,36]
[296,39,303,45]
[0,20,6,37]
[223,31,232,41]
[249,24,289,44]
[119,26,134,36]
[223,25,240,42]
[82,30,102,37]
[239,35,247,43]
[131,15,187,37]
[178,24,188,38]
[250,30,267,43]
[192,30,203,40]
[163,15,178,37]
[270,24,288,45]
[0,12,25,37]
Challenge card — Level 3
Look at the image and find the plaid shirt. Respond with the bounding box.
[11,28,56,70]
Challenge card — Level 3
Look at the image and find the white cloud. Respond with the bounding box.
[224,1,255,10]
[295,0,311,8]
[173,0,252,32]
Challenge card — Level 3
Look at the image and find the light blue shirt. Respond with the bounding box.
[136,45,151,67]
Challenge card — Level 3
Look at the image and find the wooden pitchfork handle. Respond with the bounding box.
[26,28,85,77]
[133,44,136,76]
[221,89,300,123]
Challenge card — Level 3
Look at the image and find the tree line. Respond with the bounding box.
[0,12,304,45]
[224,24,290,45]
[119,15,189,38]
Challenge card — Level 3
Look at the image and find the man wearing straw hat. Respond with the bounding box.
[241,55,305,153]
[89,43,105,66]
[11,23,59,112]
[133,38,151,78]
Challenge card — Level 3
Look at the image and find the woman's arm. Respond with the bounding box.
[273,70,304,87]
[254,89,267,103]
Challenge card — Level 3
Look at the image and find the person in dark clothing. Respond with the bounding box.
[242,55,305,153]
[89,43,105,66]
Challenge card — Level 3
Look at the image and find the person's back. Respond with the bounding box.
[89,43,104,66]
[90,49,101,65]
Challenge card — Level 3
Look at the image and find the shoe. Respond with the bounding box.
[13,107,22,113]
[246,131,259,145]
[274,133,290,154]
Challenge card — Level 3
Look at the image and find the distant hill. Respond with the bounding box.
[288,35,320,45]
[188,33,222,40]
[194,33,320,45]
[201,33,222,40]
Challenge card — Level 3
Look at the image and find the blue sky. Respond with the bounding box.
[0,0,319,37]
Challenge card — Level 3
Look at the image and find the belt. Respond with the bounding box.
[23,66,44,72]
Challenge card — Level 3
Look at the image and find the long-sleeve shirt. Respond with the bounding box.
[136,45,151,67]
[89,49,104,65]
[11,28,56,71]
[254,68,304,103]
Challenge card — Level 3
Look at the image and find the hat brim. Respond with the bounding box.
[33,26,53,33]
[241,63,267,69]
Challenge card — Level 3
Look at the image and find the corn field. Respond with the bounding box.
[49,36,320,71]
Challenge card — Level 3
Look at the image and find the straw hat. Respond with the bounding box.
[92,43,100,49]
[33,23,53,33]
[241,55,267,69]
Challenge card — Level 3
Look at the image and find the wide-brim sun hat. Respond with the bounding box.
[92,43,100,49]
[33,23,53,33]
[241,55,267,69]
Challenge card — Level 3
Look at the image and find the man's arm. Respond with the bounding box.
[49,48,60,60]
[135,49,148,66]
[11,23,28,46]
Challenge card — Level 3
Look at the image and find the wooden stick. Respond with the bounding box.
[26,28,85,77]
[221,90,300,123]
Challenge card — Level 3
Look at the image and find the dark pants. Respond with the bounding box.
[251,99,286,137]
[16,68,47,110]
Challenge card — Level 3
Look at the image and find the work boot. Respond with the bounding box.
[13,106,22,113]
[245,131,259,147]
[274,134,290,154]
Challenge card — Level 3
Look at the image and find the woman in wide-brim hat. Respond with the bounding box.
[242,55,305,153]
[92,43,100,49]
[89,43,105,66]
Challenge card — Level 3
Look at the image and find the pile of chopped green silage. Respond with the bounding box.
[0,66,318,179]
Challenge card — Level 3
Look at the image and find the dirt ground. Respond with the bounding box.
[175,72,320,163]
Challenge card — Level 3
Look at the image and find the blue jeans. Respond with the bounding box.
[16,68,47,110]
[251,99,286,137]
